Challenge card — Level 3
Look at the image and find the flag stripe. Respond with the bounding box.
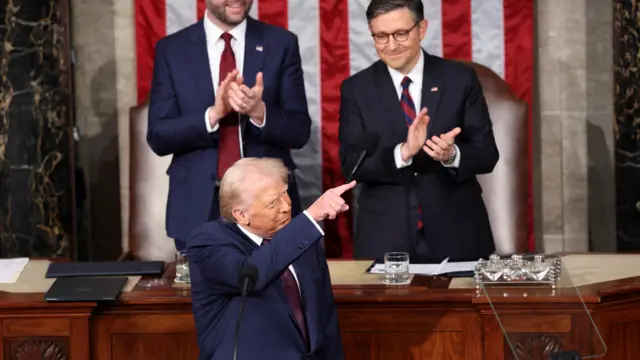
[288,0,323,209]
[320,0,352,258]
[422,0,443,56]
[441,0,472,60]
[348,0,376,76]
[249,1,259,19]
[471,0,505,78]
[197,1,205,19]
[166,0,196,35]
[135,0,166,104]
[503,0,534,251]
[135,0,535,257]
[258,0,288,29]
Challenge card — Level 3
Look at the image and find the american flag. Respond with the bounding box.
[135,0,534,257]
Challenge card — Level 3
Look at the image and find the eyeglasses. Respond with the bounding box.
[371,22,420,44]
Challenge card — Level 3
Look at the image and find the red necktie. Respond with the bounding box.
[216,32,241,179]
[261,238,309,344]
[400,76,423,230]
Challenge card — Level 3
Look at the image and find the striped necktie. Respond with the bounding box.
[400,76,423,230]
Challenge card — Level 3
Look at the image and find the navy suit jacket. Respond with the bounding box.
[147,17,311,240]
[339,51,499,262]
[186,215,344,360]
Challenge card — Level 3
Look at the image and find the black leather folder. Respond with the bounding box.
[44,276,128,302]
[45,261,164,278]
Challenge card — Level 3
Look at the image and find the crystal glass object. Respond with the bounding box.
[383,252,410,285]
[480,254,505,281]
[502,254,528,281]
[525,254,551,280]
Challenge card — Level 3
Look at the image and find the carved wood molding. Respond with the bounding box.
[5,337,68,360]
[504,333,564,360]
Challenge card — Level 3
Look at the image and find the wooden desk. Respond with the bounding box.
[1,255,640,359]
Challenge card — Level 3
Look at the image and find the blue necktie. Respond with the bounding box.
[400,76,423,230]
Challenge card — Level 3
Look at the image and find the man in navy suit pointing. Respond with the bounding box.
[147,0,312,251]
[187,158,348,360]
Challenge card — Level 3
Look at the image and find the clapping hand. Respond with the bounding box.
[228,72,266,123]
[207,69,242,127]
[423,127,461,161]
[399,108,430,162]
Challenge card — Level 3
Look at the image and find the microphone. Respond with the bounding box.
[347,132,380,183]
[232,264,259,360]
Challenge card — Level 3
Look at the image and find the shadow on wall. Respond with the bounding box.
[80,59,123,261]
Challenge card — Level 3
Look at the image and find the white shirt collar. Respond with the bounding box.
[237,224,263,246]
[387,51,424,91]
[203,10,247,44]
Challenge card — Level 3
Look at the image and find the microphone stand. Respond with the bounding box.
[232,277,251,360]
[347,150,367,183]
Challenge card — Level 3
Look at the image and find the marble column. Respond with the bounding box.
[0,0,76,258]
[536,0,616,253]
[614,0,640,251]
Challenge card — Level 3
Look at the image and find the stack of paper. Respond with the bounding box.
[0,258,29,283]
[369,258,477,275]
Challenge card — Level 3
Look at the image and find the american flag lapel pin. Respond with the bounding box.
[256,45,263,52]
[431,87,438,92]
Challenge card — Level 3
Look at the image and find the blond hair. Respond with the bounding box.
[219,158,290,222]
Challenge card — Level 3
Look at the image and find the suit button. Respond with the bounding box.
[414,172,418,176]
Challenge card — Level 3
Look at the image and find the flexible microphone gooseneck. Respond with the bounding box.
[232,264,259,360]
[346,132,381,183]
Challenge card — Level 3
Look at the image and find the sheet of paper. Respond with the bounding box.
[368,258,477,275]
[369,258,448,275]
[0,258,29,283]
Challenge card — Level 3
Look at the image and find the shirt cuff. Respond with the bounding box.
[394,143,412,169]
[205,107,219,133]
[441,144,461,168]
[303,210,324,236]
[250,108,266,128]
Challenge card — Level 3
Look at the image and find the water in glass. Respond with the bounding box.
[175,251,191,284]
[384,252,410,285]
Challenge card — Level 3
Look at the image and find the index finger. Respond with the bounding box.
[333,180,356,195]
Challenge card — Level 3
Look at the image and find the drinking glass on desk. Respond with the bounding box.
[174,250,190,285]
[384,252,410,285]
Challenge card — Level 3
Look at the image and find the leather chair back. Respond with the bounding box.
[129,104,175,261]
[462,61,529,254]
[126,62,528,259]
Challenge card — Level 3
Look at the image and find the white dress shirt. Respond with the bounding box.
[202,11,265,148]
[236,211,325,290]
[389,51,461,169]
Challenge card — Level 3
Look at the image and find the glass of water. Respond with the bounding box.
[174,250,191,286]
[384,252,410,285]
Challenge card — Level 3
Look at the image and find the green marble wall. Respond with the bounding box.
[614,1,640,251]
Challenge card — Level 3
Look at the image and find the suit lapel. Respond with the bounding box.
[242,18,265,88]
[187,21,215,110]
[239,18,265,136]
[291,261,319,351]
[420,51,443,138]
[373,62,410,142]
[226,220,309,347]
